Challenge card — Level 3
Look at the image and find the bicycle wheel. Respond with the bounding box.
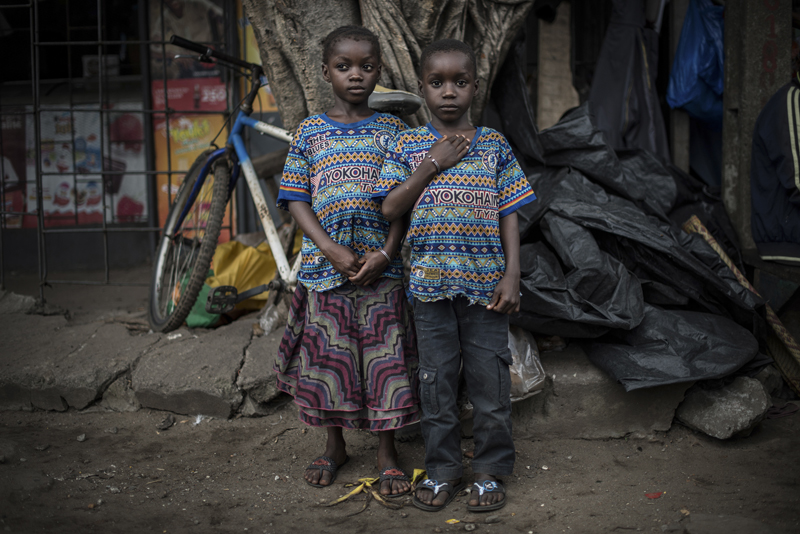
[148,152,232,332]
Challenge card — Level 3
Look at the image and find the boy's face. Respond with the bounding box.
[322,39,382,106]
[418,51,478,123]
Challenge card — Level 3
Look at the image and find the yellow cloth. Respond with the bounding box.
[205,241,275,310]
[205,230,303,311]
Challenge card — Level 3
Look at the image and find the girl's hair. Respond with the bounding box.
[419,39,477,77]
[322,25,381,64]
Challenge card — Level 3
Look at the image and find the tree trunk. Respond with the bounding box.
[240,0,360,131]
[242,0,534,131]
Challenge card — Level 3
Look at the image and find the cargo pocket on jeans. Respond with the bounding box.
[496,349,512,409]
[419,367,439,415]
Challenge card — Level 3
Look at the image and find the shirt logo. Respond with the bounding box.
[306,133,330,157]
[409,152,426,171]
[482,150,498,174]
[373,129,393,154]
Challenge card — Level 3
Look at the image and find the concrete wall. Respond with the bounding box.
[537,0,580,130]
[670,0,690,173]
[721,0,792,252]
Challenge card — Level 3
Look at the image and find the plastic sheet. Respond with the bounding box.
[536,105,676,214]
[585,305,759,391]
[666,0,724,125]
[501,57,762,389]
[515,214,645,335]
[586,0,670,160]
[490,39,546,171]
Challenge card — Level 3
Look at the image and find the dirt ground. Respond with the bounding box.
[1,401,800,534]
[2,269,800,533]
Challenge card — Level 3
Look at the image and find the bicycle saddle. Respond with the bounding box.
[368,85,423,115]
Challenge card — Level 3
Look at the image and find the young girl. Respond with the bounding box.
[274,26,418,498]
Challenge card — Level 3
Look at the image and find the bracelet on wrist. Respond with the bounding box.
[425,153,441,173]
[379,249,391,263]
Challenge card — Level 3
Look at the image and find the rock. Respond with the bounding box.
[258,300,289,336]
[485,515,501,524]
[108,486,121,494]
[676,377,771,439]
[132,320,251,418]
[156,414,175,431]
[0,291,36,314]
[511,345,692,439]
[77,434,86,442]
[100,375,140,413]
[34,444,49,451]
[753,365,784,398]
[104,427,119,434]
[236,326,283,406]
[239,395,271,417]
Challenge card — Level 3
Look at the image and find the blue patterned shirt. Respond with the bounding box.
[277,112,406,292]
[374,124,536,304]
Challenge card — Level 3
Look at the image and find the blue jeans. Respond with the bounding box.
[413,296,515,480]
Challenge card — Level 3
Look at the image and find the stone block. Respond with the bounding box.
[676,377,770,439]
[0,315,151,411]
[237,325,283,405]
[132,319,252,418]
[101,374,141,412]
[512,344,692,439]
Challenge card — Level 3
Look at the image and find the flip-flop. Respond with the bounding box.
[466,480,507,512]
[378,466,412,499]
[412,479,466,512]
[304,455,349,488]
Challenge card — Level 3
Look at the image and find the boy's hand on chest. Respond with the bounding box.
[427,135,471,173]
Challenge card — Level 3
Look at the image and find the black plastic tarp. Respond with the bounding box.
[587,0,670,162]
[486,36,766,390]
[585,305,759,391]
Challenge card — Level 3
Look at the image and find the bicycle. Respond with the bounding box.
[149,35,421,333]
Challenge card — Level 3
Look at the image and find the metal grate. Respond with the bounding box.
[0,0,244,300]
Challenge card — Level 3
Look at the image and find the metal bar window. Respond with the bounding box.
[0,0,240,299]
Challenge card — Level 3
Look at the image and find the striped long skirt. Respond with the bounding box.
[275,278,420,430]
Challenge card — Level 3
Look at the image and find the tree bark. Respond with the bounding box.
[240,0,360,131]
[242,0,534,130]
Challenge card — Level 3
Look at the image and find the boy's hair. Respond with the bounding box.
[419,39,477,78]
[322,25,381,64]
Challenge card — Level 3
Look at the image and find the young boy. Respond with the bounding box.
[374,39,536,512]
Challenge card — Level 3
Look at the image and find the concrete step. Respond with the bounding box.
[511,344,692,439]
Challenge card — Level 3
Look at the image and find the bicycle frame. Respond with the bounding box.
[170,108,300,286]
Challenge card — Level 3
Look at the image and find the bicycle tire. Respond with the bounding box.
[148,152,231,332]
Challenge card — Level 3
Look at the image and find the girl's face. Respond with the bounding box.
[418,51,478,124]
[322,39,382,107]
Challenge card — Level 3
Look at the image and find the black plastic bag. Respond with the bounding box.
[585,305,758,391]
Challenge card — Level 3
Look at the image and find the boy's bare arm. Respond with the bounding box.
[287,200,361,278]
[487,211,521,314]
[381,135,470,221]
